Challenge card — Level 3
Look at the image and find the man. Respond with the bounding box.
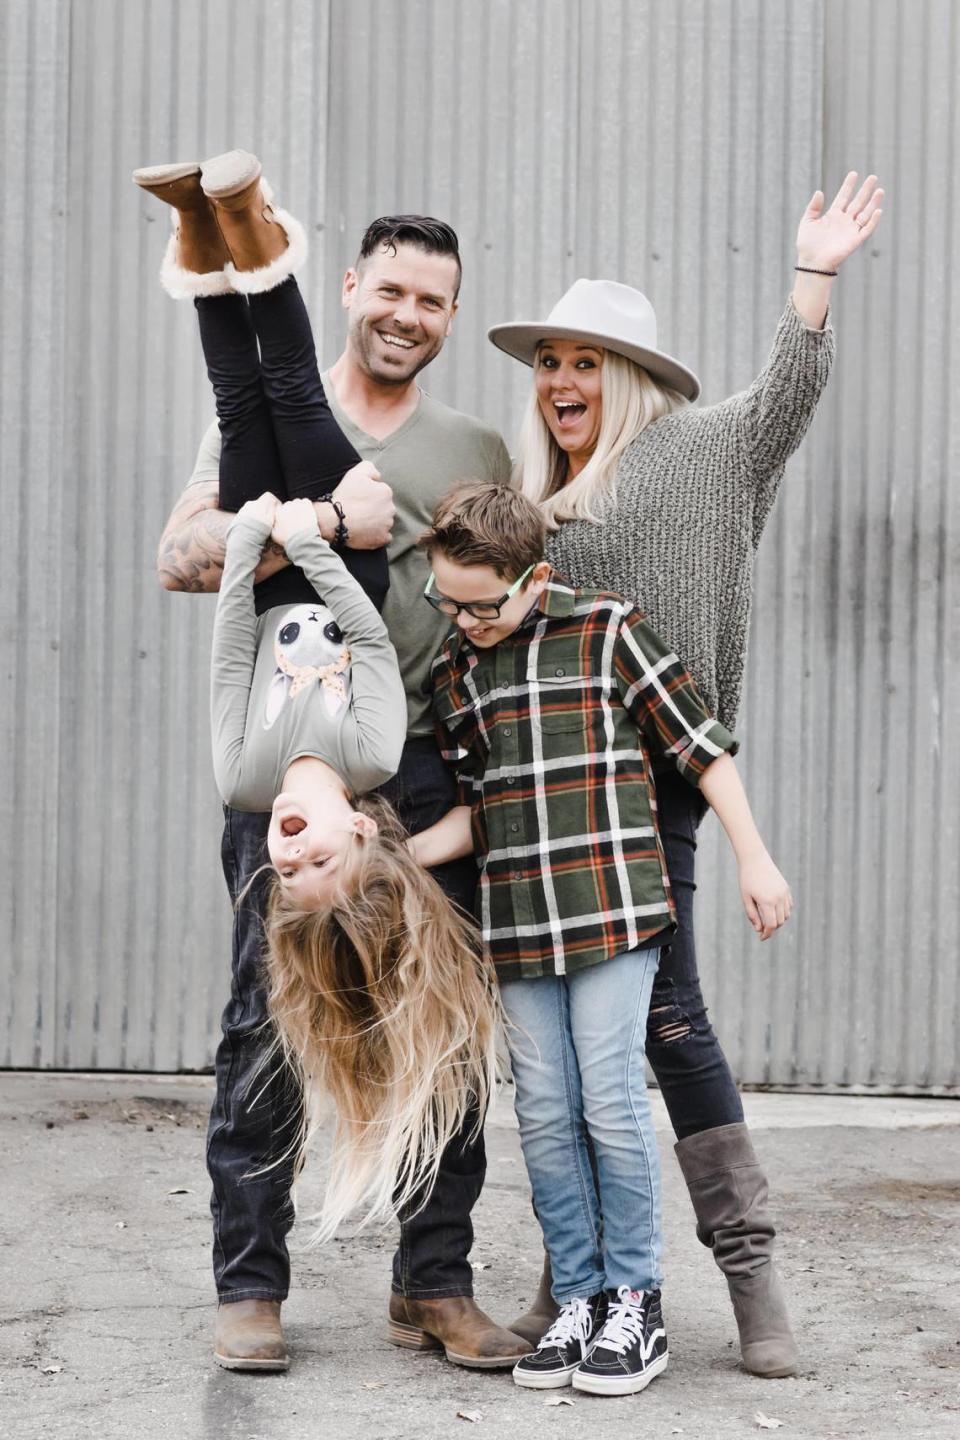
[158,215,529,1372]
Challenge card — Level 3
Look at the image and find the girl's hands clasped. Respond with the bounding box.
[237,491,280,530]
[272,498,320,549]
[738,850,793,942]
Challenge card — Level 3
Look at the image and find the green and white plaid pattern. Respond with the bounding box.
[430,575,737,980]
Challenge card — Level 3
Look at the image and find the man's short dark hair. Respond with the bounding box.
[356,215,462,298]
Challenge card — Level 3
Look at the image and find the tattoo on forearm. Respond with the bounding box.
[157,484,231,591]
[157,482,294,589]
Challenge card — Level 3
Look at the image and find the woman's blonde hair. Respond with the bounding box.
[515,347,689,527]
[263,795,499,1243]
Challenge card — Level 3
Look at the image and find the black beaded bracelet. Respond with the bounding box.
[795,264,838,277]
[318,493,349,549]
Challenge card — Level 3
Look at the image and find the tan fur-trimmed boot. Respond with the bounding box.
[200,149,307,294]
[675,1122,799,1378]
[507,1251,561,1346]
[132,162,233,298]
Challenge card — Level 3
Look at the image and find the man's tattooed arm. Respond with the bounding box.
[156,478,290,593]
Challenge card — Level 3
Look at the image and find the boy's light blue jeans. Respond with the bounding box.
[499,946,663,1303]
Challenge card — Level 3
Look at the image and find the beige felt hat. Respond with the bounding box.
[488,278,700,401]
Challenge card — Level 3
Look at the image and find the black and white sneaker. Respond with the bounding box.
[512,1292,608,1389]
[571,1286,668,1395]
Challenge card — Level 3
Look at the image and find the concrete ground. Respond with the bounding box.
[1,1074,958,1440]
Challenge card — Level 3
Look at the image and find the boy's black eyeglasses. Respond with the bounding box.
[423,564,535,621]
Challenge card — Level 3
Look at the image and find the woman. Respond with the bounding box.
[135,150,499,1254]
[488,172,884,1377]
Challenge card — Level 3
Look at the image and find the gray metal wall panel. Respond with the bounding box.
[695,0,960,1090]
[322,0,581,430]
[1,0,956,1084]
[0,0,70,1066]
[36,0,331,1070]
[808,0,959,1089]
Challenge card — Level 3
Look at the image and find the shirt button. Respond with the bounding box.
[506,776,516,786]
[503,727,512,736]
[510,823,519,833]
[513,871,522,881]
[555,667,565,677]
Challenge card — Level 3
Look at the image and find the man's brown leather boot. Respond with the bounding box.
[387,1294,533,1370]
[507,1251,561,1346]
[131,163,233,298]
[213,1299,290,1372]
[200,149,307,294]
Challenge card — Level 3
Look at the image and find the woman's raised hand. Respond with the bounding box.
[237,491,280,530]
[796,171,884,272]
[272,498,319,549]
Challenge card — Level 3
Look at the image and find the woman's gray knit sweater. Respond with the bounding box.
[545,299,835,731]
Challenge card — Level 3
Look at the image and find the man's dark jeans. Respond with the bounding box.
[646,767,745,1140]
[206,737,483,1302]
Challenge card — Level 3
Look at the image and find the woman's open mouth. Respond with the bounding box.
[280,815,307,837]
[554,401,587,429]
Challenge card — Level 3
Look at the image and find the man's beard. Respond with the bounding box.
[351,318,444,386]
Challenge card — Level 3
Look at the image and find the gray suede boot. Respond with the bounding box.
[675,1122,799,1378]
[507,1251,561,1346]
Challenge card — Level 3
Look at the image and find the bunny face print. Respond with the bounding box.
[264,604,353,730]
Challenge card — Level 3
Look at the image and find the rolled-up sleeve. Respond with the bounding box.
[614,611,738,784]
[429,649,485,805]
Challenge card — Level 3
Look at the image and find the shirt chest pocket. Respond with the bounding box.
[532,668,593,734]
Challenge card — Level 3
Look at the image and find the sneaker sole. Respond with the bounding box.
[213,1350,290,1372]
[571,1350,668,1395]
[512,1363,578,1390]
[387,1319,521,1370]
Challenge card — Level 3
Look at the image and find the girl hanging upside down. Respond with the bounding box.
[135,148,498,1244]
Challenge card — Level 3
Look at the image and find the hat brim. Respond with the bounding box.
[487,322,701,402]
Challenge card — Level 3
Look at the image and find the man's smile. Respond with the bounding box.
[378,331,417,349]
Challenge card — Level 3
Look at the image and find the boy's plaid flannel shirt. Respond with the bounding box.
[430,574,737,980]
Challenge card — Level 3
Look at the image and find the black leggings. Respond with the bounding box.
[195,279,389,609]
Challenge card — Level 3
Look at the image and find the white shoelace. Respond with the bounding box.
[595,1286,649,1354]
[539,1296,594,1355]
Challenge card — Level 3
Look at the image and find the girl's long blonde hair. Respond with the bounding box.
[263,795,499,1244]
[515,348,689,527]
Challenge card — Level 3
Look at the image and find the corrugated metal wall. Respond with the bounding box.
[2,0,957,1087]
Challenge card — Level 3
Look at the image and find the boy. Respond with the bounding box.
[411,482,791,1396]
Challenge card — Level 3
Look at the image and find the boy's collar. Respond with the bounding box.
[448,569,576,658]
[537,571,577,618]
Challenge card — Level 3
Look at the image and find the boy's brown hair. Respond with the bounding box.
[419,481,546,581]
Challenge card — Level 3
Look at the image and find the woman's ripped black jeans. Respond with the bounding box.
[645,767,745,1140]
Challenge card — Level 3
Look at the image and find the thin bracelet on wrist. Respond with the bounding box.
[317,492,349,549]
[794,264,838,277]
